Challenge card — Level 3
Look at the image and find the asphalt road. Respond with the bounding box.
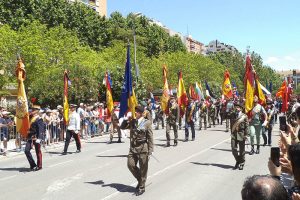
[0,123,278,200]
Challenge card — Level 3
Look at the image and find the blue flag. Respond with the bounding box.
[232,81,239,97]
[150,92,156,110]
[119,45,137,118]
[205,80,215,98]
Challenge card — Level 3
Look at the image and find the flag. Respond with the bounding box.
[205,80,215,99]
[150,92,155,110]
[105,71,114,118]
[161,64,170,114]
[244,55,255,114]
[195,82,204,100]
[259,82,271,95]
[63,70,70,125]
[199,82,205,98]
[119,44,138,119]
[269,81,273,94]
[276,80,289,113]
[177,71,188,117]
[255,77,266,105]
[15,59,30,138]
[232,81,239,97]
[189,84,197,100]
[222,69,233,98]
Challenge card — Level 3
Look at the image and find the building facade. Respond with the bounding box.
[183,36,206,55]
[205,40,238,54]
[277,69,300,90]
[69,0,107,17]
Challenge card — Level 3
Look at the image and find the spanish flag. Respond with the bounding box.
[105,71,114,118]
[177,71,188,117]
[15,59,30,138]
[161,65,169,114]
[222,69,233,99]
[63,70,70,125]
[244,55,255,114]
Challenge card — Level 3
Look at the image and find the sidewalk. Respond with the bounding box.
[0,133,111,160]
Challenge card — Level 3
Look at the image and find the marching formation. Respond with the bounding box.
[3,45,299,198]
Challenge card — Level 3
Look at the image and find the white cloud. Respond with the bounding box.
[263,53,300,71]
[284,56,295,61]
[265,56,279,64]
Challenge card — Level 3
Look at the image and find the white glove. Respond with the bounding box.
[35,139,41,144]
[262,121,268,127]
[75,130,79,134]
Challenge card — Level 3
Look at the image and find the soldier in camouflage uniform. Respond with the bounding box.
[230,103,249,170]
[166,96,179,147]
[208,100,216,128]
[125,106,153,196]
[199,99,207,130]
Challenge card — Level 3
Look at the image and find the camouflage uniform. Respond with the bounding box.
[166,101,179,146]
[230,110,249,170]
[199,102,207,130]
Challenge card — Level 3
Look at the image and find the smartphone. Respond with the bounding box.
[279,116,287,132]
[271,147,280,167]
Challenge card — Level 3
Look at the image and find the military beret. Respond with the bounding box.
[135,105,144,113]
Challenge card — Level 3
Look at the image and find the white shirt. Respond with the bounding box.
[68,111,81,131]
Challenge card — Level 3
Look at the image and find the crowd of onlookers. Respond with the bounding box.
[242,97,300,200]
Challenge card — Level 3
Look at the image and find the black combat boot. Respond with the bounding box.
[117,137,121,143]
[174,140,178,146]
[249,145,255,155]
[233,162,239,170]
[256,145,260,154]
[166,141,170,147]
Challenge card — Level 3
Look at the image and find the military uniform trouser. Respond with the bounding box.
[155,116,164,129]
[250,124,262,146]
[262,125,273,145]
[25,140,42,169]
[166,122,178,142]
[199,116,207,129]
[127,152,149,190]
[64,130,81,153]
[110,122,121,141]
[231,139,245,164]
[209,116,215,127]
[225,119,229,130]
[185,121,195,139]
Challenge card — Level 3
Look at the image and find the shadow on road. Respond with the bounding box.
[210,147,232,152]
[190,162,233,169]
[85,180,136,193]
[0,167,31,172]
[102,183,136,193]
[85,180,104,185]
[96,155,127,158]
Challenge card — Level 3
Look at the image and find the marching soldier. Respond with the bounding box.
[199,99,207,130]
[225,97,234,132]
[230,103,249,170]
[25,105,45,171]
[165,96,179,147]
[62,104,81,155]
[208,99,216,128]
[262,101,275,146]
[108,106,122,144]
[249,96,267,155]
[184,98,196,141]
[124,106,153,196]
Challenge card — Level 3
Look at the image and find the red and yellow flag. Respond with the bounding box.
[222,69,233,98]
[244,55,255,114]
[189,84,197,100]
[63,70,70,125]
[105,72,114,118]
[161,65,170,114]
[177,71,188,117]
[15,59,30,138]
[276,80,288,112]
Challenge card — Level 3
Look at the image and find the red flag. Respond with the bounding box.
[189,84,197,100]
[276,80,288,112]
[177,71,188,117]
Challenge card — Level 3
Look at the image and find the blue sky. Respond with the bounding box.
[107,0,300,71]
